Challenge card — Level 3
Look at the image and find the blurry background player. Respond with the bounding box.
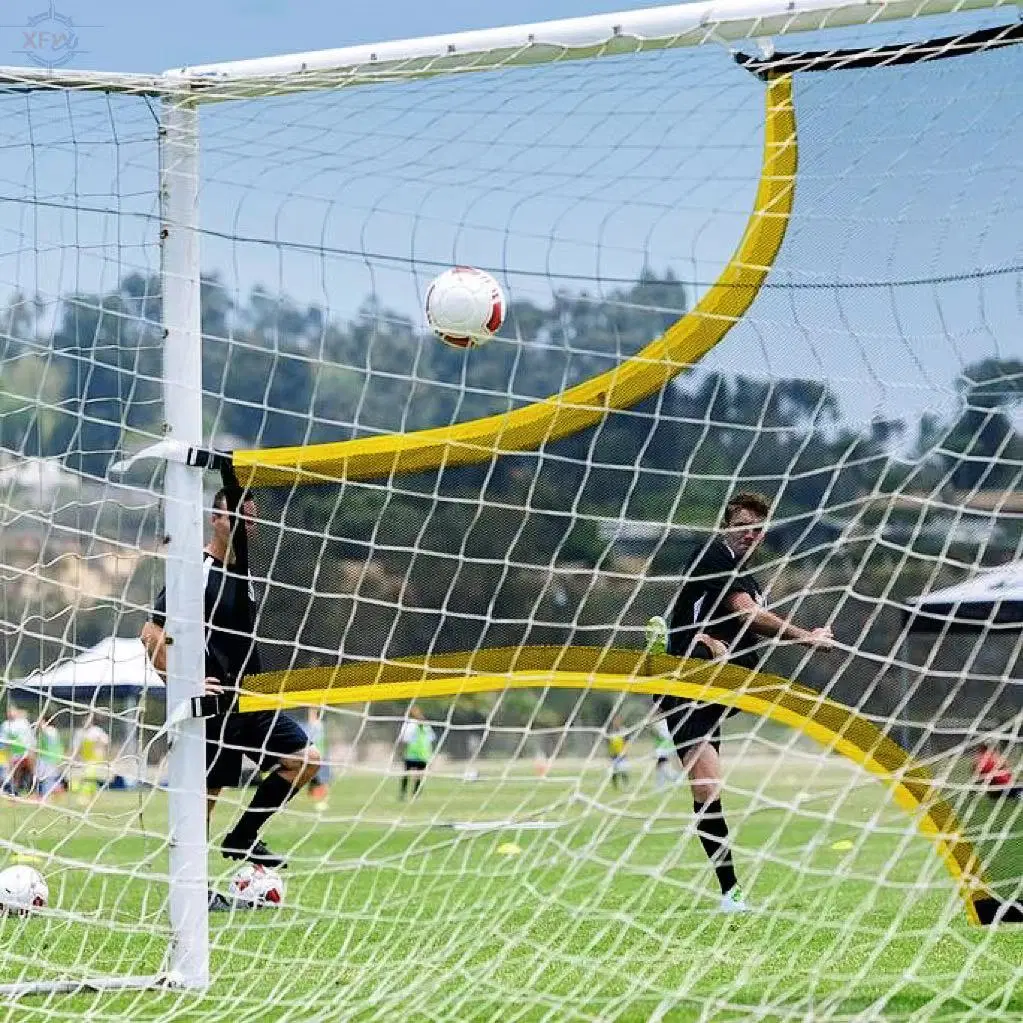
[142,487,321,871]
[0,706,35,795]
[398,705,434,800]
[651,491,834,913]
[975,743,1023,799]
[608,717,629,790]
[73,714,109,800]
[35,714,66,797]
[652,718,677,789]
[305,708,330,810]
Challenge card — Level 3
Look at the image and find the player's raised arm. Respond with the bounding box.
[726,591,834,650]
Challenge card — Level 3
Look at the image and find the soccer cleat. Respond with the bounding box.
[208,889,244,912]
[221,835,288,870]
[208,889,259,912]
[646,615,668,655]
[718,886,749,914]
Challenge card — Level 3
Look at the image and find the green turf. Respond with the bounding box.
[1,753,1022,1022]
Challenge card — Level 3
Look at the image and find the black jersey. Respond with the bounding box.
[150,551,262,684]
[666,536,763,666]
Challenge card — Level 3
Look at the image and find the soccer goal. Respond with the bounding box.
[0,0,1021,1016]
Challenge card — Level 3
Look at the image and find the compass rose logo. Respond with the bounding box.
[19,4,84,69]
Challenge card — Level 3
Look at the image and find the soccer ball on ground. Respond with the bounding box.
[425,266,505,349]
[0,865,48,915]
[227,863,285,907]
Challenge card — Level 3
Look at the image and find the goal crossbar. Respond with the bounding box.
[167,0,1013,94]
[0,0,1010,97]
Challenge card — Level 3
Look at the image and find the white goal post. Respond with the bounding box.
[0,0,1018,1006]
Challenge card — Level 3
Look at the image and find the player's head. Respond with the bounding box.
[212,487,257,543]
[410,705,424,721]
[5,705,16,722]
[721,491,770,557]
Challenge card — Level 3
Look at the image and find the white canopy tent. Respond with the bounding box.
[896,561,1023,754]
[6,638,165,775]
[9,636,165,701]
[907,560,1023,632]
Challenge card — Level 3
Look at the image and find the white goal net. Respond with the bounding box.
[0,1,1021,1018]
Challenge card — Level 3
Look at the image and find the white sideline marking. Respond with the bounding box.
[446,820,567,832]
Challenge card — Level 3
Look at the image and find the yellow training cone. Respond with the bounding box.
[496,843,521,856]
[831,840,854,852]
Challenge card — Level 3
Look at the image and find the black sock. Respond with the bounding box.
[693,798,738,895]
[400,774,408,799]
[412,773,422,797]
[229,771,297,846]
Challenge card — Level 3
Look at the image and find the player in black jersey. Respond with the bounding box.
[141,488,321,871]
[651,492,833,912]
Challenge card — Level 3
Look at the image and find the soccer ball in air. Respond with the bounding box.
[227,863,285,907]
[0,865,48,915]
[425,266,505,349]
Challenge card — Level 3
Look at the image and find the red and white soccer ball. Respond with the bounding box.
[0,865,48,915]
[227,863,285,907]
[425,266,505,349]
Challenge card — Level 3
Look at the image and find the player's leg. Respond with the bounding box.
[410,760,426,798]
[661,695,745,910]
[207,788,221,831]
[655,756,671,789]
[222,711,319,868]
[15,756,33,795]
[399,761,411,799]
[203,725,244,911]
[205,713,237,830]
[681,734,745,911]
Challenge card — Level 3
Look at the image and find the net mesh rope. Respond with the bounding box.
[0,11,1021,1019]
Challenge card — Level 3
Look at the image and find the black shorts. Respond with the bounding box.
[656,695,727,755]
[403,759,428,772]
[205,710,309,789]
[655,642,750,756]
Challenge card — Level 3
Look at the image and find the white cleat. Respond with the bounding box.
[719,887,750,914]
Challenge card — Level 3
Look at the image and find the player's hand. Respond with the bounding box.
[695,633,728,659]
[204,677,225,695]
[806,626,834,651]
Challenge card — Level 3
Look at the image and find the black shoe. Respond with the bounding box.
[209,890,242,912]
[221,834,288,870]
[209,889,260,912]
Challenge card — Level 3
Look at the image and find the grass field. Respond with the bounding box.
[1,747,1022,1022]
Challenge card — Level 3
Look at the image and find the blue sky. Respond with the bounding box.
[0,1,1018,438]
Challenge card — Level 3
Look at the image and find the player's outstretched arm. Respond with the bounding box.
[726,592,833,650]
[140,621,168,675]
[140,621,223,694]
